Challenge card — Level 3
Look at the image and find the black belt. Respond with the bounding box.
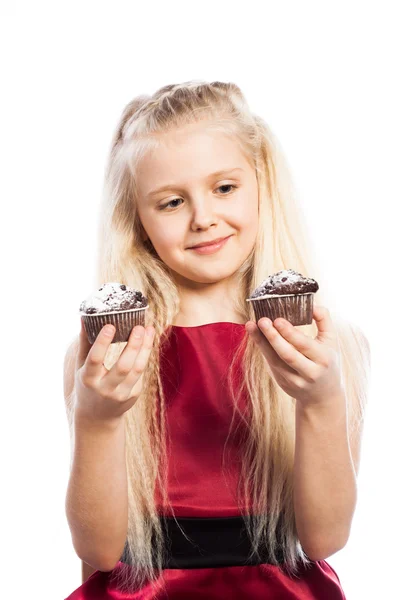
[120,516,286,569]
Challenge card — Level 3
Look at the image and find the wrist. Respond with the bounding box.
[295,391,347,421]
[74,406,125,434]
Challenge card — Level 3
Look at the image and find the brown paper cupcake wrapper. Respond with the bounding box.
[246,292,314,326]
[81,306,148,344]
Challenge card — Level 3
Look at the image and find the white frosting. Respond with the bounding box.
[246,292,313,301]
[247,269,317,300]
[257,269,305,289]
[79,282,146,314]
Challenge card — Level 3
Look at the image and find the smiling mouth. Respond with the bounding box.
[188,235,232,249]
[187,235,232,254]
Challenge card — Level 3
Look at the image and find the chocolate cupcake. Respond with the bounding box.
[79,282,149,344]
[246,269,319,326]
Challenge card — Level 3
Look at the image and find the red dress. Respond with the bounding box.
[65,322,346,599]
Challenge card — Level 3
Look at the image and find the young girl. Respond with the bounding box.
[64,80,370,599]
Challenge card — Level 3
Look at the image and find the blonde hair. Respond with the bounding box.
[86,80,370,595]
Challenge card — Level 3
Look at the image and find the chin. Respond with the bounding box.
[182,265,240,284]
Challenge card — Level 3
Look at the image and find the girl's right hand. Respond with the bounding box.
[74,319,156,427]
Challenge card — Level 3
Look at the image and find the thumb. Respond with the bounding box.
[76,318,92,371]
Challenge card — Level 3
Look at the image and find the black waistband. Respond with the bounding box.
[120,516,286,569]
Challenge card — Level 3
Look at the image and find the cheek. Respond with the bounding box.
[147,216,184,253]
[139,207,179,248]
[233,194,259,235]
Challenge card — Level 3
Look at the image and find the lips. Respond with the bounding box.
[188,235,232,249]
[187,235,233,255]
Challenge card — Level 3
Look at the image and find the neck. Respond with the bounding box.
[172,273,246,327]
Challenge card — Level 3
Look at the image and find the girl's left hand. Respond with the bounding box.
[245,304,344,408]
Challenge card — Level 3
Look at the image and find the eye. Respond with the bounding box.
[158,184,238,211]
[217,184,237,194]
[158,198,184,211]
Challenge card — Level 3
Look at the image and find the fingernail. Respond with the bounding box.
[133,326,144,338]
[260,318,271,328]
[104,325,115,336]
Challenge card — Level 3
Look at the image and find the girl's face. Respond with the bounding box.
[135,122,259,286]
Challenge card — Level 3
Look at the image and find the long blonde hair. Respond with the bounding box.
[87,81,370,595]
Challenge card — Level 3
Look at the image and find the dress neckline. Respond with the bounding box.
[170,321,246,330]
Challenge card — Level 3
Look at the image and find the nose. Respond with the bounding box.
[190,197,218,231]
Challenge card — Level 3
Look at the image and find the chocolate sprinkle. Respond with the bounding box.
[249,269,319,299]
[79,282,148,314]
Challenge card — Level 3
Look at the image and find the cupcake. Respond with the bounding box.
[246,269,319,326]
[79,282,149,344]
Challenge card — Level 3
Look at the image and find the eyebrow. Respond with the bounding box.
[146,167,245,198]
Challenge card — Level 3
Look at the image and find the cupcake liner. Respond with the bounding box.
[246,292,314,326]
[81,306,148,344]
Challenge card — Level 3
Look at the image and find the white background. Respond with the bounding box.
[1,2,398,598]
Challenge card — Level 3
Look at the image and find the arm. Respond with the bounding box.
[63,340,128,572]
[293,326,370,560]
[293,392,357,561]
[66,409,128,571]
[246,308,370,562]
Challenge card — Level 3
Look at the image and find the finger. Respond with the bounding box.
[313,304,337,343]
[104,325,155,391]
[245,320,298,376]
[257,318,314,376]
[118,326,156,395]
[273,318,322,363]
[82,323,116,377]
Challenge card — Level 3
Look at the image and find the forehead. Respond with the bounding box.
[135,123,252,196]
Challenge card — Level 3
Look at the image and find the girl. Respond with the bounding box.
[64,80,370,599]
